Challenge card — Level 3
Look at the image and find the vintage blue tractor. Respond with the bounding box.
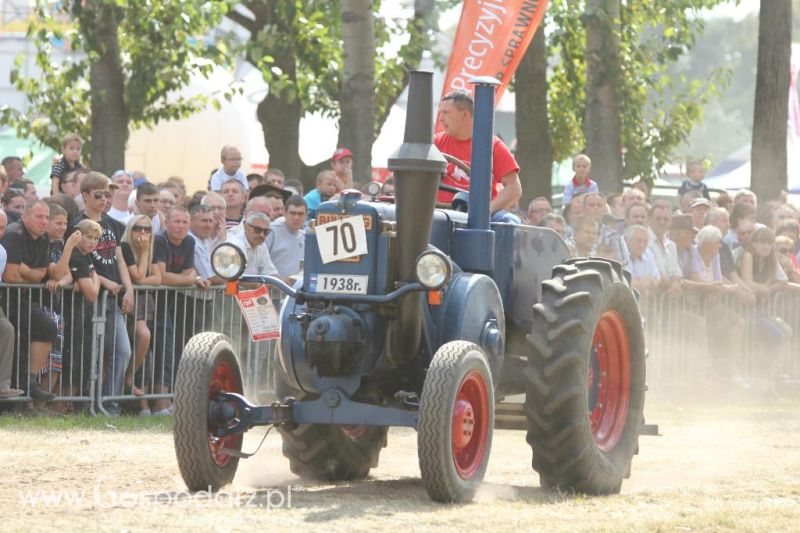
[172,71,646,503]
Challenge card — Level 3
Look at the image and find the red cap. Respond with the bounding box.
[332,147,353,161]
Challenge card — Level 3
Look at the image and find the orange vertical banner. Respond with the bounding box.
[440,0,548,104]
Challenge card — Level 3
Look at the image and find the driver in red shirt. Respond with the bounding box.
[434,89,522,223]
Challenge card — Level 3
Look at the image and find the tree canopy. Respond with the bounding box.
[2,0,232,170]
[546,0,731,183]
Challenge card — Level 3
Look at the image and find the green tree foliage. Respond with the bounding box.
[546,0,732,183]
[2,0,232,165]
[227,0,458,184]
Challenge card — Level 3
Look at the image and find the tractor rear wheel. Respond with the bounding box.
[174,333,244,491]
[275,368,387,481]
[418,341,494,503]
[524,259,646,494]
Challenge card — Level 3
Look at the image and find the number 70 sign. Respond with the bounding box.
[315,215,368,264]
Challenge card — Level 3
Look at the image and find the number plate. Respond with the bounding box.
[316,215,368,264]
[309,274,368,295]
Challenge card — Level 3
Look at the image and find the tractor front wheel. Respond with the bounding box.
[418,341,494,503]
[173,333,244,491]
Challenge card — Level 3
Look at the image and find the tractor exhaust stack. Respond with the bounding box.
[387,70,446,360]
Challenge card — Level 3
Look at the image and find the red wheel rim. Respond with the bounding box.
[589,310,631,453]
[451,369,490,479]
[207,361,243,468]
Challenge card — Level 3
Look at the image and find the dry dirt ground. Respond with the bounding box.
[3,399,800,532]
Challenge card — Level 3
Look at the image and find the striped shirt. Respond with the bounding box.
[50,156,82,188]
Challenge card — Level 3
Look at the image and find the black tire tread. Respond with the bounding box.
[274,367,388,482]
[418,341,494,503]
[174,332,243,492]
[524,259,646,495]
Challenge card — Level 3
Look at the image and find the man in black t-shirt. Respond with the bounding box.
[150,206,209,414]
[62,219,103,397]
[68,172,133,416]
[0,200,58,400]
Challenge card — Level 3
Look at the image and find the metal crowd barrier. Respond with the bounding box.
[0,284,103,413]
[2,281,798,413]
[0,283,280,415]
[640,289,799,395]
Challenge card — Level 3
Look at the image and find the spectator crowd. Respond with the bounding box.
[523,154,798,386]
[1,135,797,412]
[0,137,322,415]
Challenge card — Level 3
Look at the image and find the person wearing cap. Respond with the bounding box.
[331,148,354,190]
[249,183,291,222]
[669,214,698,278]
[690,197,712,230]
[304,170,338,220]
[435,89,522,223]
[227,195,273,240]
[209,145,248,192]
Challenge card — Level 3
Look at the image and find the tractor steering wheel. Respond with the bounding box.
[437,153,470,212]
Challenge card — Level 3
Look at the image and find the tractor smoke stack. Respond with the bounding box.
[387,70,446,361]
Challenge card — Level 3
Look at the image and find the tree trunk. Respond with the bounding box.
[584,0,622,192]
[258,91,302,183]
[239,2,305,186]
[515,25,552,205]
[89,3,126,175]
[338,0,375,186]
[751,0,791,202]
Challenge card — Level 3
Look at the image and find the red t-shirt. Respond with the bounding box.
[433,132,520,203]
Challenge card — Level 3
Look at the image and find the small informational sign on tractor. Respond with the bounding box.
[234,285,280,341]
[309,273,368,295]
[315,215,368,264]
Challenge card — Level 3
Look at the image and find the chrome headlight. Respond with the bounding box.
[415,250,452,289]
[211,243,246,280]
[365,180,382,197]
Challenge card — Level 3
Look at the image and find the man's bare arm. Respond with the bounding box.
[158,262,197,286]
[4,263,47,283]
[490,171,522,213]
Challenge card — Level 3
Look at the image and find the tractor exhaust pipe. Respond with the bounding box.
[387,71,446,360]
[453,76,499,273]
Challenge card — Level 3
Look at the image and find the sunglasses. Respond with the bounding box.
[132,225,152,233]
[248,224,270,236]
[92,191,112,199]
[778,247,792,254]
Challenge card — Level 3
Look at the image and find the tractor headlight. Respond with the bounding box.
[415,250,451,290]
[211,243,247,280]
[365,180,382,197]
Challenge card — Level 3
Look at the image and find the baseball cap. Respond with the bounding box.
[690,198,712,209]
[332,147,353,161]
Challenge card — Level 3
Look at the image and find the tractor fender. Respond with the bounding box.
[432,272,505,381]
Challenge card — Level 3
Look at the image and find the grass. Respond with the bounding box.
[0,412,173,432]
